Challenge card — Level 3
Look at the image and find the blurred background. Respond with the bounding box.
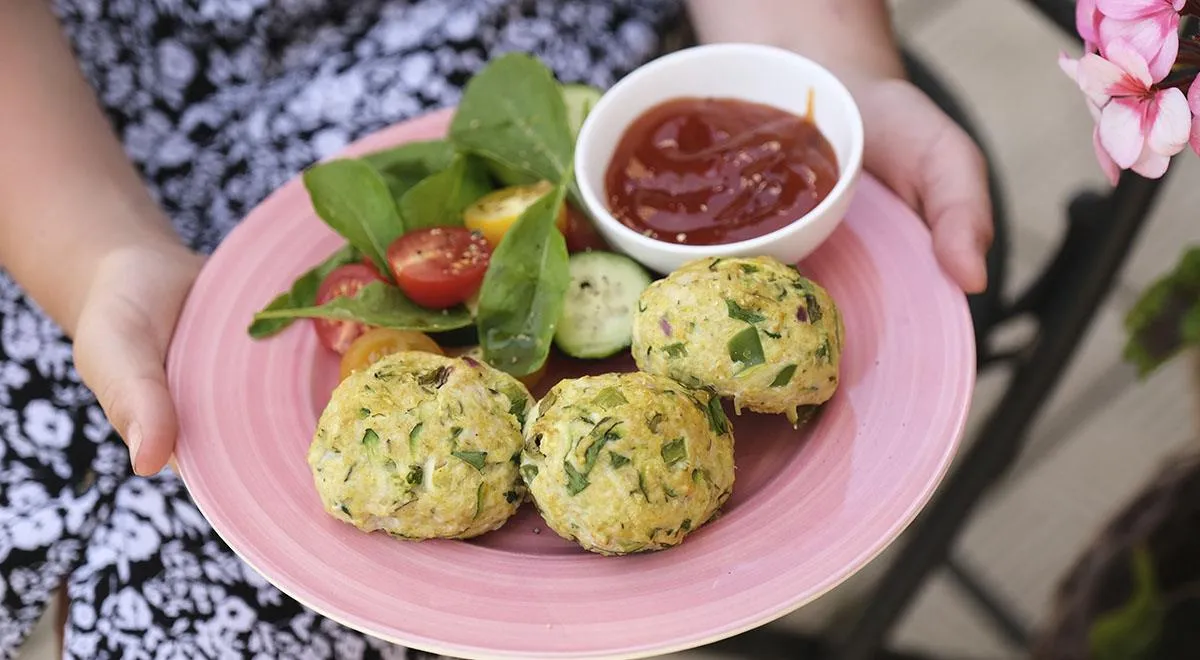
[17,0,1200,658]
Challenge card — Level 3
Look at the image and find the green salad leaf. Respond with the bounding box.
[252,281,472,332]
[363,140,458,202]
[398,154,492,231]
[449,53,575,189]
[248,244,360,338]
[303,159,405,275]
[1124,247,1200,377]
[476,181,571,376]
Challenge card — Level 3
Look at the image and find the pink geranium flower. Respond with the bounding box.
[1073,40,1191,179]
[1077,0,1103,51]
[1096,0,1184,81]
[1060,53,1122,183]
[1190,76,1200,157]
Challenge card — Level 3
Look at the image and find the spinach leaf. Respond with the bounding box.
[452,451,488,471]
[398,155,493,231]
[303,159,404,275]
[771,364,798,388]
[363,140,456,177]
[252,281,472,332]
[449,53,574,189]
[476,181,570,376]
[247,244,359,338]
[363,141,457,203]
[661,438,686,466]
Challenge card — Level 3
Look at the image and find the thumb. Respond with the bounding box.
[74,316,178,476]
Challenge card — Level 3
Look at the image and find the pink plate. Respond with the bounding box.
[167,109,974,659]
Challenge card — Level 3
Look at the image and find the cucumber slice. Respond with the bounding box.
[554,251,652,359]
[561,84,603,140]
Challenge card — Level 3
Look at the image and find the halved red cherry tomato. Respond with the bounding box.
[563,204,610,253]
[360,257,388,281]
[386,227,492,309]
[313,264,386,354]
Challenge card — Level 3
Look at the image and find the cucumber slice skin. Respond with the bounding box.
[561,84,603,140]
[554,251,652,359]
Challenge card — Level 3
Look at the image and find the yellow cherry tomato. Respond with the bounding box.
[339,328,444,381]
[463,181,568,247]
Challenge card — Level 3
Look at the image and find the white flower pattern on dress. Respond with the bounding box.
[1,0,682,657]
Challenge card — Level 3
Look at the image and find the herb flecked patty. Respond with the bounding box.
[631,256,844,425]
[520,372,735,555]
[308,351,532,540]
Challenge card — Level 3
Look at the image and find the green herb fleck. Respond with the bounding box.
[692,468,708,484]
[661,438,687,466]
[520,464,539,482]
[816,340,831,362]
[708,258,723,271]
[344,463,356,482]
[362,428,380,448]
[503,394,528,428]
[358,407,371,419]
[339,503,351,517]
[581,419,621,474]
[408,423,423,453]
[663,343,688,358]
[705,394,730,435]
[739,264,759,274]
[474,483,486,519]
[452,451,488,471]
[763,330,782,339]
[647,412,665,434]
[681,519,692,531]
[504,489,521,504]
[609,452,631,469]
[418,366,452,389]
[728,326,765,370]
[593,387,628,409]
[726,299,766,324]
[637,471,650,501]
[564,461,589,495]
[663,485,678,499]
[804,292,824,323]
[406,464,424,486]
[772,364,798,387]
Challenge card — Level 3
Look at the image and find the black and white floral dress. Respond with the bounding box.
[0,1,682,657]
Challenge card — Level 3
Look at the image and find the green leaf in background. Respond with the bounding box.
[303,160,405,276]
[398,155,493,231]
[476,181,571,377]
[247,244,359,338]
[1088,545,1164,660]
[363,140,458,202]
[252,281,473,332]
[1123,247,1200,377]
[449,53,575,188]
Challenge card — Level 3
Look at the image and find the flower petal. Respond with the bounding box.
[1147,87,1190,156]
[1097,30,1159,86]
[1131,146,1170,179]
[1077,52,1133,105]
[1099,97,1148,167]
[1145,29,1179,82]
[1190,116,1200,158]
[1189,76,1200,113]
[1058,51,1080,82]
[1096,0,1173,20]
[1093,126,1122,185]
[1077,0,1102,44]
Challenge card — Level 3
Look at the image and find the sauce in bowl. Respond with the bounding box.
[604,97,839,246]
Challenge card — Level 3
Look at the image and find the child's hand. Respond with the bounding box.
[72,242,204,475]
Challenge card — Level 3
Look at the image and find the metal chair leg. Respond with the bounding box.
[828,175,1171,660]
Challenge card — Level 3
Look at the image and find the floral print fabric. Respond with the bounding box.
[0,1,680,657]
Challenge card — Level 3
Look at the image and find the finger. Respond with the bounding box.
[916,122,994,294]
[74,322,177,476]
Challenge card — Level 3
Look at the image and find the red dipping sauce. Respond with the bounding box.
[604,97,839,245]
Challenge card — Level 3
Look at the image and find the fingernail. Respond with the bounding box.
[126,423,143,472]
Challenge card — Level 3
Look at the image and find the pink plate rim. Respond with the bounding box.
[167,107,975,659]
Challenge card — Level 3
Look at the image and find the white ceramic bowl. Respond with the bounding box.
[575,43,864,274]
